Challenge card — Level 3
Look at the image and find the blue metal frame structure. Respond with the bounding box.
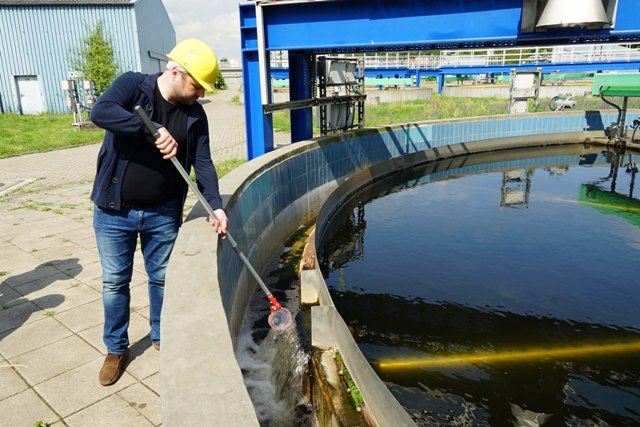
[240,0,640,160]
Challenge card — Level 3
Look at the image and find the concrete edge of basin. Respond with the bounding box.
[161,202,260,426]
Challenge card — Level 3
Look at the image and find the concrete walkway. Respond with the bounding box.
[0,81,289,426]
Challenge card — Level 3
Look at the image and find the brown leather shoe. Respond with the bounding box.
[99,349,129,386]
[152,342,160,351]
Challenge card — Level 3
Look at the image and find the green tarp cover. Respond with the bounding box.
[592,73,640,97]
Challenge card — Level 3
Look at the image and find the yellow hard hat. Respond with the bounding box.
[167,39,219,92]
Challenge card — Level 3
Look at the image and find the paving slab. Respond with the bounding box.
[125,339,160,381]
[11,335,102,386]
[0,388,60,426]
[117,382,162,426]
[0,354,30,400]
[0,317,73,359]
[29,215,87,235]
[1,222,37,242]
[30,244,96,266]
[4,207,63,223]
[56,299,105,333]
[78,324,108,355]
[1,262,61,287]
[0,245,43,272]
[0,299,48,334]
[35,357,137,418]
[16,277,101,314]
[64,393,155,427]
[10,234,70,254]
[130,282,151,311]
[141,372,160,395]
[0,283,25,307]
[53,256,101,278]
[62,226,98,245]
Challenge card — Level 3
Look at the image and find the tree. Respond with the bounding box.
[215,58,228,89]
[214,72,227,90]
[77,21,118,94]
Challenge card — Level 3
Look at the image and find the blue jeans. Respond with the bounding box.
[94,200,180,355]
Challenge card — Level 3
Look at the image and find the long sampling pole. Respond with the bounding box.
[134,105,292,330]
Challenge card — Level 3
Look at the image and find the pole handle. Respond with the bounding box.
[136,105,161,139]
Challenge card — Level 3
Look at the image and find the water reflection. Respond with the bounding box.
[579,149,640,228]
[319,145,640,426]
[500,169,532,208]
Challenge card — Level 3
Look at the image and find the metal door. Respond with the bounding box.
[16,75,44,115]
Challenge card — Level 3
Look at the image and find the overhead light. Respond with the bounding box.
[536,0,609,28]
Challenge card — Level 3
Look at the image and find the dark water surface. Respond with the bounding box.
[320,145,640,426]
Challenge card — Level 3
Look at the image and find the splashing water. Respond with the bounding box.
[271,326,311,410]
[236,242,313,426]
[237,310,312,425]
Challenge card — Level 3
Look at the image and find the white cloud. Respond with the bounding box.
[163,0,241,60]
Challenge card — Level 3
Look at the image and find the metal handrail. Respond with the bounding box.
[266,43,640,70]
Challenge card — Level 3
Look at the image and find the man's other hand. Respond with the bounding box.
[209,209,228,239]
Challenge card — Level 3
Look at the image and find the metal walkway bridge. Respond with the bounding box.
[262,43,640,91]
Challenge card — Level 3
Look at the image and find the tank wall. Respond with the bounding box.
[219,109,626,339]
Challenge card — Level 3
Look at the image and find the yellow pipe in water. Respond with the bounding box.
[553,197,640,214]
[378,341,640,369]
[577,200,640,214]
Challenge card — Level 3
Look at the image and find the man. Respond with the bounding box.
[90,39,228,386]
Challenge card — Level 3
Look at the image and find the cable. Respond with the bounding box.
[632,118,640,143]
[599,86,623,126]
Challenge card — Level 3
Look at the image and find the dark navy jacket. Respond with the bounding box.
[90,72,222,220]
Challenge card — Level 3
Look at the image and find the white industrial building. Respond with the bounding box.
[0,0,175,114]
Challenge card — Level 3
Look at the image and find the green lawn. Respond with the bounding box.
[367,95,509,124]
[0,112,245,178]
[270,94,640,134]
[271,95,511,133]
[215,158,246,178]
[0,114,104,158]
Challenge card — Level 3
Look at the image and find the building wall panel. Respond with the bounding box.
[135,0,176,74]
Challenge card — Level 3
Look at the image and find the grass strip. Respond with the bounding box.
[0,114,104,158]
[270,94,640,134]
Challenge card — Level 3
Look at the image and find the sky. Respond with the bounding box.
[163,0,242,61]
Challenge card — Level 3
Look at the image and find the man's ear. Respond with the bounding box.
[169,66,181,81]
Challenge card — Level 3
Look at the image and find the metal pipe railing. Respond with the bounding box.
[267,43,640,71]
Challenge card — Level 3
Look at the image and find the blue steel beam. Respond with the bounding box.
[260,0,640,53]
[288,52,313,142]
[240,0,640,159]
[241,4,274,158]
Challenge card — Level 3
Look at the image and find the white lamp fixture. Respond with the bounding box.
[536,0,609,28]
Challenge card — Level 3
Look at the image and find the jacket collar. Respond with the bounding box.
[140,72,162,103]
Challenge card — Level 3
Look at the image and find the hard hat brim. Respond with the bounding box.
[190,73,214,93]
